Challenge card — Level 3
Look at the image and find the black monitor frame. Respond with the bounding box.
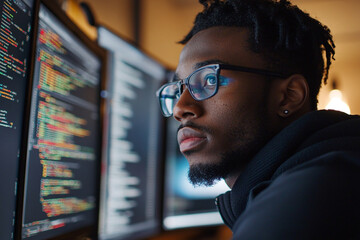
[14,0,107,239]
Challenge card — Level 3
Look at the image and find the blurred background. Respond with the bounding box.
[83,0,360,114]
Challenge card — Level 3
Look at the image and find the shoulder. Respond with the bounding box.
[232,151,360,240]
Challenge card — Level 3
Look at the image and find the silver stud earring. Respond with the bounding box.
[284,110,289,114]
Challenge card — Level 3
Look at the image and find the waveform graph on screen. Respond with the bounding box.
[22,4,101,239]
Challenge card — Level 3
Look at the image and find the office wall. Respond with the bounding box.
[89,0,134,41]
[292,0,360,114]
[140,0,202,69]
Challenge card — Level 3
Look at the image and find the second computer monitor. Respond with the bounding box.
[97,26,166,240]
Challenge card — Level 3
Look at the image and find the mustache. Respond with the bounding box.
[177,121,213,135]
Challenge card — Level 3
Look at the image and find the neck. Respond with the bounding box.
[225,173,241,189]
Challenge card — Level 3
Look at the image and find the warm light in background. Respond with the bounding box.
[325,89,351,114]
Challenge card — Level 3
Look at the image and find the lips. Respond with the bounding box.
[177,127,207,153]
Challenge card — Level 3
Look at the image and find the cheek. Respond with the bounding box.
[209,89,250,119]
[203,88,265,143]
[204,99,244,143]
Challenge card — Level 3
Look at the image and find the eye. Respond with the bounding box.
[204,74,217,86]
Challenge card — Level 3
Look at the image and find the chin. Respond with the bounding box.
[187,159,228,187]
[186,153,220,167]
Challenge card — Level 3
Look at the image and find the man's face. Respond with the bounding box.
[174,27,276,187]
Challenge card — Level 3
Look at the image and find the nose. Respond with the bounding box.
[173,87,202,122]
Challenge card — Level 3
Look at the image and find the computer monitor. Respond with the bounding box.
[0,0,35,239]
[97,26,166,240]
[163,117,230,230]
[20,1,105,239]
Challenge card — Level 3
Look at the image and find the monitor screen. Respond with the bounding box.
[21,3,103,239]
[97,26,166,240]
[163,117,230,230]
[0,0,35,239]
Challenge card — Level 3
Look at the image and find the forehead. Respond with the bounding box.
[176,26,267,76]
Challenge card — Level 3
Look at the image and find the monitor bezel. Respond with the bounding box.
[14,0,108,239]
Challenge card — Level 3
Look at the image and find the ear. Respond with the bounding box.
[277,74,309,118]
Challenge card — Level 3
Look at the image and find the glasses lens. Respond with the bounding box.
[159,83,179,117]
[188,67,218,100]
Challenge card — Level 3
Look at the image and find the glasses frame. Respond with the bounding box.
[156,63,287,117]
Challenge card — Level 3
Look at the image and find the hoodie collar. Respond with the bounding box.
[216,110,356,229]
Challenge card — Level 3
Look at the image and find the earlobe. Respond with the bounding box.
[279,109,290,118]
[278,74,309,118]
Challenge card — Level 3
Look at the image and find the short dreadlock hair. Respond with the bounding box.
[180,0,335,110]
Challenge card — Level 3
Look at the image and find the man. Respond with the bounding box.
[156,0,360,238]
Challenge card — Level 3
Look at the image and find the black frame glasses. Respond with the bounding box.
[156,63,286,117]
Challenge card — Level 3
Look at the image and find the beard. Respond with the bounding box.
[187,99,274,187]
[187,126,271,187]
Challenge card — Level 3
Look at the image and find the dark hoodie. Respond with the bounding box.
[216,110,360,239]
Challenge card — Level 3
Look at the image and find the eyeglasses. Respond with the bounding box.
[156,64,286,117]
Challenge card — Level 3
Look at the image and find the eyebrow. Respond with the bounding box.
[172,73,181,82]
[193,59,230,69]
